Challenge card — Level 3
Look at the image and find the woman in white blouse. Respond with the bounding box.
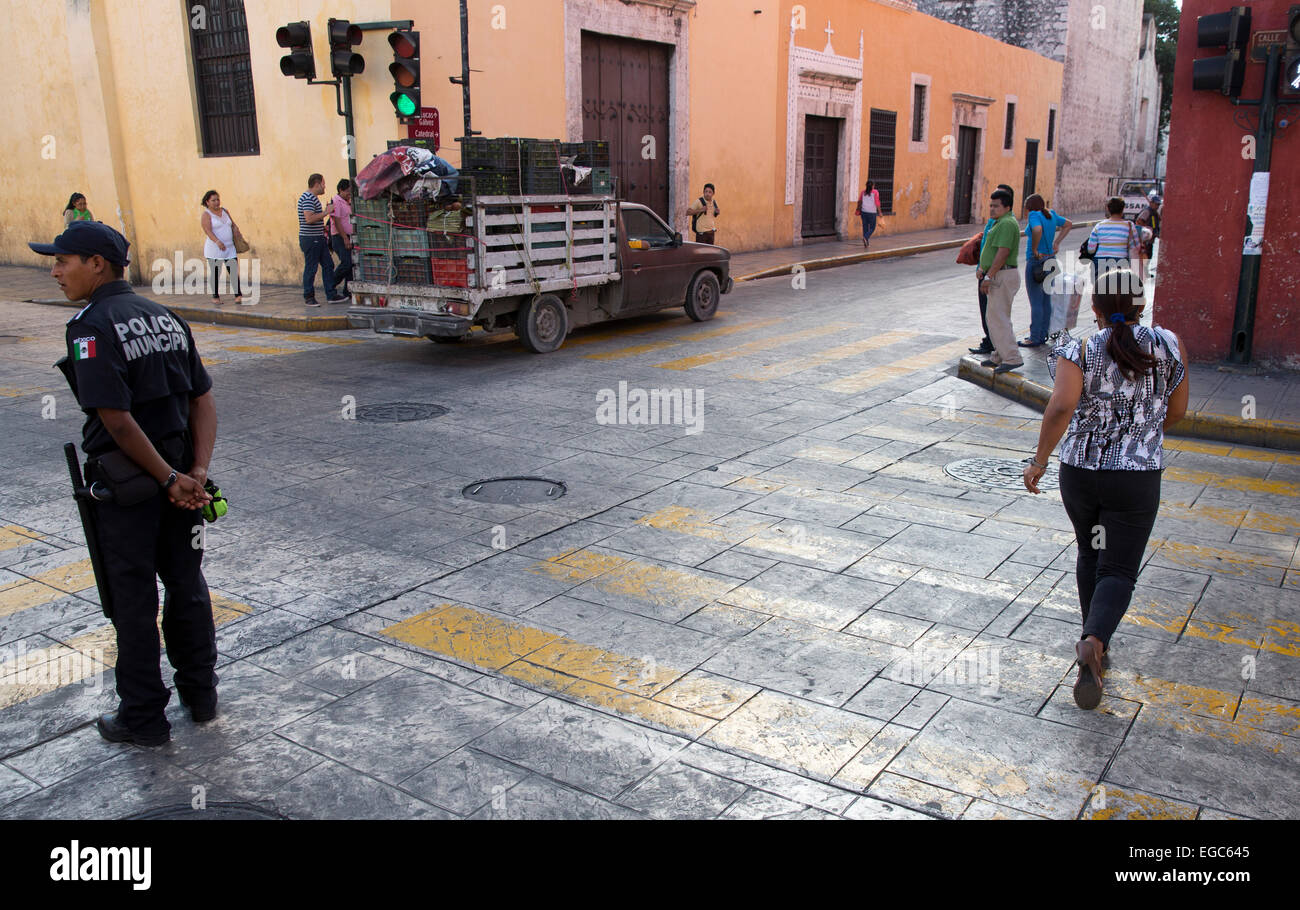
[200,190,244,304]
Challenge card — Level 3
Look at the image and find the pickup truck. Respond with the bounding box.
[346,194,734,353]
[1106,176,1164,221]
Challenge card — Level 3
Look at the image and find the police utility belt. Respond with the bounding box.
[85,433,187,504]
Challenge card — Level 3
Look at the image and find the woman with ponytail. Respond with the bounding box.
[1022,268,1189,710]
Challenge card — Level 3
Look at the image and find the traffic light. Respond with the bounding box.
[276,21,315,80]
[388,29,421,119]
[328,19,364,78]
[1193,6,1251,97]
[1282,6,1300,97]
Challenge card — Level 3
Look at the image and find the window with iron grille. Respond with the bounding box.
[189,0,260,156]
[1003,102,1016,150]
[1046,108,1056,152]
[911,84,926,144]
[868,109,897,216]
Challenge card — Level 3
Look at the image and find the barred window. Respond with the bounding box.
[911,84,926,144]
[1003,102,1016,151]
[868,109,897,216]
[1047,108,1056,152]
[190,0,260,156]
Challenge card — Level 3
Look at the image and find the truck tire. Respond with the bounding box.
[684,271,720,322]
[516,294,569,353]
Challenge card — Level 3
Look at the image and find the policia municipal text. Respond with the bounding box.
[31,221,220,746]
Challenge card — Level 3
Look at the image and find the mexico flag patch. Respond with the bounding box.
[72,337,97,360]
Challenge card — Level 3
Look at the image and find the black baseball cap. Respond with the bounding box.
[29,221,130,266]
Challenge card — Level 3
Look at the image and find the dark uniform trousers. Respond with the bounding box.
[88,453,217,736]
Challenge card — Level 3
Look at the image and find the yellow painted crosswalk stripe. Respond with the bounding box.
[0,593,253,711]
[1165,466,1300,499]
[819,338,979,393]
[0,526,47,553]
[655,323,850,371]
[566,311,732,347]
[584,317,783,362]
[733,330,918,381]
[191,325,362,346]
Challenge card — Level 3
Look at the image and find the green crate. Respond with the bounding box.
[355,223,388,253]
[357,253,392,283]
[391,228,430,258]
[394,256,432,285]
[591,168,613,195]
[353,196,388,221]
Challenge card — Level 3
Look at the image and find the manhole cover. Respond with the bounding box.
[355,402,448,422]
[462,476,567,504]
[944,457,1060,492]
[124,802,284,820]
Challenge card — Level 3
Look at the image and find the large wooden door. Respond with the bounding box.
[1023,139,1039,202]
[801,115,840,237]
[954,126,978,224]
[581,32,671,220]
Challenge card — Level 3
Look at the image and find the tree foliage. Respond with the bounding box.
[1145,0,1179,152]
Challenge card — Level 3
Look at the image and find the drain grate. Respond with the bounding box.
[124,802,285,820]
[355,402,448,423]
[462,476,567,504]
[944,457,1060,492]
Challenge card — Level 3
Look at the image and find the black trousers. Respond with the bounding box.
[1058,463,1162,649]
[977,277,991,349]
[87,463,218,736]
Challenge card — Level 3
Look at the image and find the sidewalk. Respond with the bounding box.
[4,213,1101,333]
[960,336,1300,451]
[730,212,1103,281]
[1,265,350,332]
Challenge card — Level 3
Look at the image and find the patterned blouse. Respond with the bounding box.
[1047,325,1185,471]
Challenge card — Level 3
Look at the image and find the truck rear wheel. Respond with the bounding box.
[516,294,568,353]
[685,271,720,322]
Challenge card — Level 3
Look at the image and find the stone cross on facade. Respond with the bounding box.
[824,20,835,53]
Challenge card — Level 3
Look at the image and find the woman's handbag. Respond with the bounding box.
[1031,256,1049,284]
[1079,234,1096,261]
[956,232,982,265]
[232,224,250,254]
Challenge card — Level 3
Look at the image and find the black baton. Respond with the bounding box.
[63,442,115,620]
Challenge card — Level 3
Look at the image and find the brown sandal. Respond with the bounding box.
[1073,638,1104,710]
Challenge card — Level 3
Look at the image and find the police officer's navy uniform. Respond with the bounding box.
[61,279,218,739]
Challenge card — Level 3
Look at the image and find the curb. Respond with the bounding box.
[26,296,350,333]
[734,219,1103,283]
[958,357,1300,452]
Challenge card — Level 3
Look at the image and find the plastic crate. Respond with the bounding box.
[391,228,430,258]
[432,259,470,288]
[393,256,432,285]
[353,196,388,221]
[389,199,427,228]
[463,169,521,197]
[355,222,388,253]
[357,253,392,283]
[462,137,526,170]
[590,168,613,195]
[524,169,568,195]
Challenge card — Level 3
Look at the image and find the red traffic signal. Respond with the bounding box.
[277,21,315,79]
[328,18,364,77]
[1192,6,1251,97]
[388,30,421,119]
[1283,6,1300,97]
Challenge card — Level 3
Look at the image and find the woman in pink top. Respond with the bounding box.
[327,178,356,297]
[854,181,882,249]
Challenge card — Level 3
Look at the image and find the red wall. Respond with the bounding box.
[1158,0,1300,367]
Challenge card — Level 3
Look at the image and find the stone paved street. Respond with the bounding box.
[1,248,1297,820]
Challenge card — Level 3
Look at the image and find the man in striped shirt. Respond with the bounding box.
[298,173,346,306]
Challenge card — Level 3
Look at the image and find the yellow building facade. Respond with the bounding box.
[3,0,1062,283]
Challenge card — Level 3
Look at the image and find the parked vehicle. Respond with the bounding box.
[346,189,733,353]
[1107,176,1165,221]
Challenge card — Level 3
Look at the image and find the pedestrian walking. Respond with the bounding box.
[687,183,720,245]
[969,184,1015,357]
[28,220,221,746]
[1023,267,1188,710]
[63,193,94,225]
[1020,194,1072,348]
[327,179,356,297]
[1135,191,1161,278]
[977,188,1024,373]
[1082,197,1144,287]
[200,190,244,305]
[854,181,882,249]
[298,173,345,307]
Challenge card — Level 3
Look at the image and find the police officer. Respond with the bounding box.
[29,221,219,746]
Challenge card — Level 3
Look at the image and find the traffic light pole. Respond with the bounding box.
[449,0,480,139]
[1227,46,1281,364]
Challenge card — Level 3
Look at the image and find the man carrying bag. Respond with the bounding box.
[31,221,221,746]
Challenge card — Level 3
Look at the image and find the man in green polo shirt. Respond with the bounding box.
[977,188,1023,373]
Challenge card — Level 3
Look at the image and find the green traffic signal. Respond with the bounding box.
[393,92,418,117]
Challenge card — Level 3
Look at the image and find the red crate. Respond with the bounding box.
[432,259,470,288]
[390,199,427,228]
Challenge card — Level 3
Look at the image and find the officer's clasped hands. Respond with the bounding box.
[166,472,212,511]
